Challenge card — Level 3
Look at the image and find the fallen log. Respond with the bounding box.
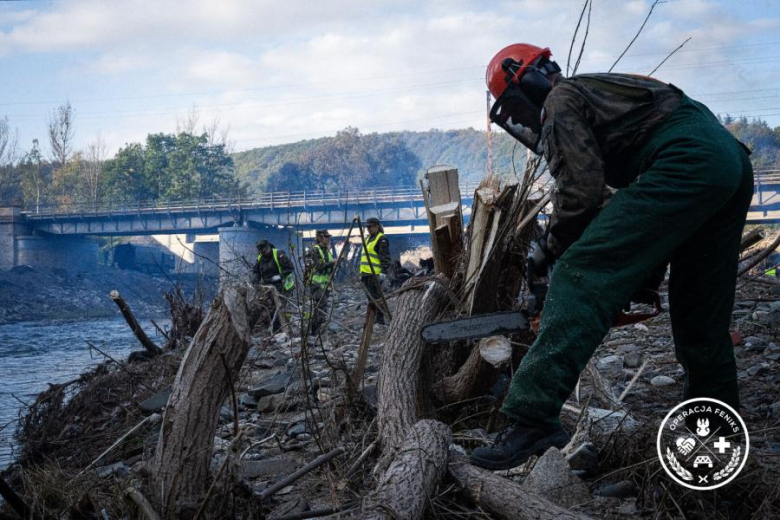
[110,290,162,356]
[447,451,590,520]
[152,285,271,517]
[740,226,765,251]
[362,420,451,520]
[738,232,780,276]
[376,279,449,455]
[435,335,511,404]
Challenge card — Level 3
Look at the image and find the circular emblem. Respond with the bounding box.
[657,398,749,490]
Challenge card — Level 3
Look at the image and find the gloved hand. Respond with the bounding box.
[527,234,554,278]
[270,275,282,282]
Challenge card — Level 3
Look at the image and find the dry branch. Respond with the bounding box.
[110,290,162,356]
[362,420,451,520]
[738,232,780,276]
[447,451,590,520]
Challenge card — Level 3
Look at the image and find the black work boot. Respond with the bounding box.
[470,423,570,470]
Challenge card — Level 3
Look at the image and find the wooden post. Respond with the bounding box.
[422,166,463,277]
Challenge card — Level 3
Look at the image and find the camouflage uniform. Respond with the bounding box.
[502,74,753,430]
[305,244,334,334]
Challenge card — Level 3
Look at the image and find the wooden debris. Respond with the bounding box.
[739,232,780,276]
[435,335,511,404]
[376,279,449,456]
[352,304,376,388]
[363,420,451,520]
[152,285,271,517]
[447,451,591,520]
[422,166,463,278]
[110,290,162,356]
[125,487,162,520]
[260,447,346,501]
[741,226,765,251]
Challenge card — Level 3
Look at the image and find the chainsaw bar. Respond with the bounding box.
[421,311,529,344]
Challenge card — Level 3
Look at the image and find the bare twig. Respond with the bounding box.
[567,0,591,76]
[260,447,346,501]
[572,0,592,75]
[75,413,161,479]
[618,358,649,402]
[608,0,664,72]
[648,37,692,75]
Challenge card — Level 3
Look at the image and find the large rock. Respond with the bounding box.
[139,387,172,412]
[566,442,598,475]
[651,375,675,387]
[522,447,591,508]
[249,370,293,398]
[583,407,640,437]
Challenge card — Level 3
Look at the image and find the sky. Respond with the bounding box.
[1,0,779,158]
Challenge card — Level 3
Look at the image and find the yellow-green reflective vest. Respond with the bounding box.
[360,232,384,275]
[312,246,334,287]
[258,249,294,291]
[766,267,777,277]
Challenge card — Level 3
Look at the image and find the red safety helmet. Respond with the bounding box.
[486,43,552,100]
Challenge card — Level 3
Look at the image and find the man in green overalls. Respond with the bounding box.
[305,229,336,335]
[471,43,753,470]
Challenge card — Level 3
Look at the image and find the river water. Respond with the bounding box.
[0,317,169,470]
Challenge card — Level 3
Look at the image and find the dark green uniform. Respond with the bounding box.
[305,244,334,333]
[502,74,753,430]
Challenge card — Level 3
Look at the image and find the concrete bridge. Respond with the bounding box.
[0,184,478,274]
[2,171,779,274]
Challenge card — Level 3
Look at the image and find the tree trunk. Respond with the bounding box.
[362,420,451,520]
[435,335,511,404]
[447,451,591,520]
[376,279,449,455]
[152,286,271,518]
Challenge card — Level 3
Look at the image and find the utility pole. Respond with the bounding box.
[486,90,493,178]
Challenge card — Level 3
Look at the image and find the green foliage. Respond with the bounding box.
[101,133,243,203]
[233,127,526,193]
[723,117,780,171]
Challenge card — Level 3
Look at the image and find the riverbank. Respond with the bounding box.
[0,265,215,325]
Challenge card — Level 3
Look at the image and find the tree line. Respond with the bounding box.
[0,105,240,211]
[2,106,778,211]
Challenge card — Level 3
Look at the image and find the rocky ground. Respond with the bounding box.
[0,265,214,324]
[2,276,779,518]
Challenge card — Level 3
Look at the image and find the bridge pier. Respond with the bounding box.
[0,208,29,270]
[218,224,296,285]
[17,235,98,272]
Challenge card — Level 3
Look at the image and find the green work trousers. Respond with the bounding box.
[502,97,754,430]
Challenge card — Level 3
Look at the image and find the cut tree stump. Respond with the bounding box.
[447,451,591,520]
[110,290,162,356]
[376,279,449,456]
[152,285,271,518]
[362,420,451,520]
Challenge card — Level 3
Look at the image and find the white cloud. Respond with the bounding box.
[1,0,778,155]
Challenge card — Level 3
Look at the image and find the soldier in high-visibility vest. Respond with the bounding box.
[252,240,295,332]
[361,217,391,325]
[305,229,336,334]
[253,240,295,292]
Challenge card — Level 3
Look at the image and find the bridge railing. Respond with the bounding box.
[22,183,482,219]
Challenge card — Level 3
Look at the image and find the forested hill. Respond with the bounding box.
[232,128,525,193]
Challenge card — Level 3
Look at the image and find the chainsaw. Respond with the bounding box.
[420,259,663,344]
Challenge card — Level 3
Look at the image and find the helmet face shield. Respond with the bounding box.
[489,86,543,153]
